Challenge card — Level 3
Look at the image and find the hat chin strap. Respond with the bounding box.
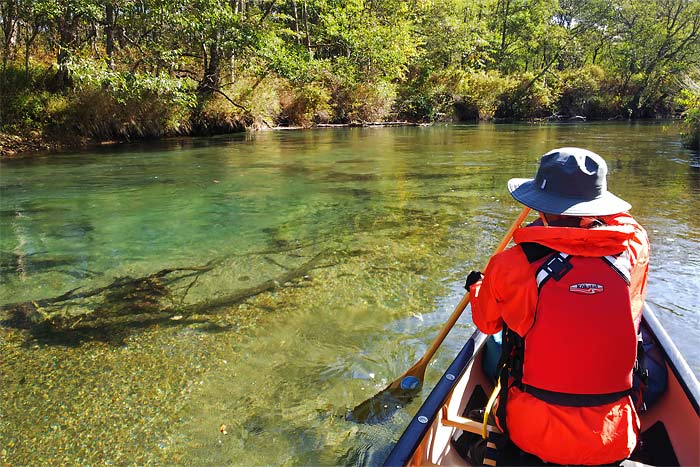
[539,212,550,226]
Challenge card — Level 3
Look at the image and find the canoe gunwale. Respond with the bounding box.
[642,303,700,415]
[382,330,487,467]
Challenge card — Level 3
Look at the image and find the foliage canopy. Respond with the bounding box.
[1,0,699,141]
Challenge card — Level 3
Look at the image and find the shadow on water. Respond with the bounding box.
[1,285,244,347]
[1,249,333,347]
[346,385,421,425]
[9,315,234,348]
[0,272,221,347]
[1,251,79,275]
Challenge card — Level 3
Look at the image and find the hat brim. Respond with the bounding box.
[507,178,631,216]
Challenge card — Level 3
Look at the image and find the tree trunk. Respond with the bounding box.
[1,0,19,62]
[303,1,311,53]
[55,10,76,90]
[198,34,222,95]
[24,22,39,79]
[499,0,511,59]
[291,0,301,44]
[105,3,115,70]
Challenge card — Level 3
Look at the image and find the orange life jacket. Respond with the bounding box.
[470,213,650,464]
[519,248,637,403]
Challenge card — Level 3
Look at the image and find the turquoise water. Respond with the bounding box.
[1,123,698,466]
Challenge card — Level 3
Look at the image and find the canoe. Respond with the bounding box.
[383,302,700,466]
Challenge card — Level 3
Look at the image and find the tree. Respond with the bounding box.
[606,0,700,117]
[411,0,493,70]
[487,0,560,74]
[1,0,19,64]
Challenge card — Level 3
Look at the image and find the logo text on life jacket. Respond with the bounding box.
[569,283,604,295]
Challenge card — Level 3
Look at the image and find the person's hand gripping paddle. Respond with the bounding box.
[347,207,531,424]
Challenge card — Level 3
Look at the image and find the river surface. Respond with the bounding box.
[1,123,698,466]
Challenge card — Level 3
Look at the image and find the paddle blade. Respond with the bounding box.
[346,383,421,424]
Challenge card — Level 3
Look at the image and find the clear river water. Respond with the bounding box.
[1,123,698,466]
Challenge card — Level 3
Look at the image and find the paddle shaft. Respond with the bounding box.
[411,207,531,373]
[350,206,533,422]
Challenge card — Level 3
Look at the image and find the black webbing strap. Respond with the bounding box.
[634,331,649,413]
[493,324,524,440]
[520,385,632,407]
[482,431,501,466]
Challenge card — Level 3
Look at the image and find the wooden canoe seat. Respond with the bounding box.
[440,407,501,435]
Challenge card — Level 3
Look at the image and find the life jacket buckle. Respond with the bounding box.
[542,254,573,281]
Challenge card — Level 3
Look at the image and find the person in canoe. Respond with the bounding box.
[464,147,650,465]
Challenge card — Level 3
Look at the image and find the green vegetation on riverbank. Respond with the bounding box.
[678,76,700,150]
[1,0,699,154]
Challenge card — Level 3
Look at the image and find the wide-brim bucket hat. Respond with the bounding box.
[507,147,631,216]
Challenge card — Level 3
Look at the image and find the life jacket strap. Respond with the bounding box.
[602,251,632,285]
[633,331,649,413]
[488,324,525,438]
[534,250,632,290]
[535,253,572,290]
[520,384,633,407]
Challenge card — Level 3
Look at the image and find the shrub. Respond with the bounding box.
[314,57,361,123]
[395,67,509,122]
[556,65,608,118]
[681,107,700,150]
[677,76,700,150]
[59,59,197,139]
[193,94,247,135]
[457,69,516,121]
[0,65,53,131]
[394,67,456,122]
[230,75,283,130]
[279,82,332,127]
[0,61,197,139]
[494,72,555,121]
[426,67,472,121]
[347,80,396,122]
[194,74,286,133]
[63,85,194,140]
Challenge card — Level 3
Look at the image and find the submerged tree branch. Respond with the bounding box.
[0,250,330,334]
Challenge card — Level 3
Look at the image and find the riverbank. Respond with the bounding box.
[0,121,433,159]
[0,131,106,159]
[2,118,696,161]
[0,131,63,158]
[0,129,223,159]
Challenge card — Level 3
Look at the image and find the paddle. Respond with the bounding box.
[347,207,532,424]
